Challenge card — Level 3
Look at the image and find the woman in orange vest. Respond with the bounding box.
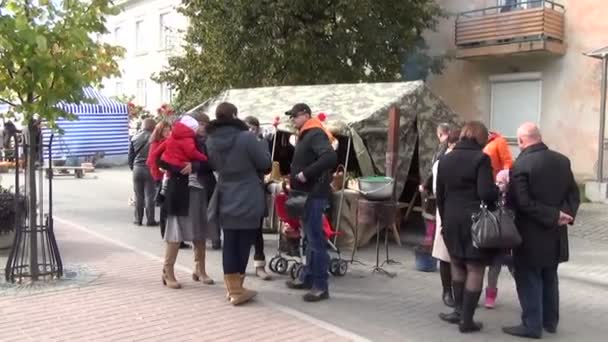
[482,131,513,309]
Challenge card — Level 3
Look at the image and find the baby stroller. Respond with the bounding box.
[268,191,348,280]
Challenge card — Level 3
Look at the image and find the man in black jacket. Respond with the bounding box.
[503,122,580,339]
[284,103,337,302]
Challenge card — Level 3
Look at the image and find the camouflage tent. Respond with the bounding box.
[190,81,461,196]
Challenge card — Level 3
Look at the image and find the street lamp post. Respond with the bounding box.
[585,47,608,182]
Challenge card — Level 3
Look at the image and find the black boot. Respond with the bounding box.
[439,261,454,307]
[439,281,464,324]
[459,290,483,333]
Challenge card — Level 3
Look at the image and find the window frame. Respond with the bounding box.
[489,72,543,141]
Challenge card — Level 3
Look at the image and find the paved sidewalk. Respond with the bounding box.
[0,223,359,342]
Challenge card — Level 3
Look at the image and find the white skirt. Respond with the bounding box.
[431,208,451,262]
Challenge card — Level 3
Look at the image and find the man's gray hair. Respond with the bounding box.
[437,123,451,134]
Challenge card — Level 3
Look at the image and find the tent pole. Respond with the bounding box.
[334,128,352,246]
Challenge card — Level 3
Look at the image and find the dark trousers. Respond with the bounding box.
[514,264,560,334]
[299,198,329,291]
[133,166,155,224]
[222,229,257,274]
[253,218,265,262]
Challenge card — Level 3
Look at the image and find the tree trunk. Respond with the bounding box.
[26,123,39,280]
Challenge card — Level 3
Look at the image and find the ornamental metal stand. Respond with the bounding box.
[5,132,63,283]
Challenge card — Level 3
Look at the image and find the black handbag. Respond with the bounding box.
[285,190,309,219]
[471,199,521,249]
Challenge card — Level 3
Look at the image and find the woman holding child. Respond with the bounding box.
[157,113,217,289]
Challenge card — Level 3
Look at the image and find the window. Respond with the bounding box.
[159,13,169,50]
[160,83,173,104]
[497,0,542,10]
[490,72,542,140]
[135,20,145,53]
[114,26,123,46]
[136,79,147,106]
[115,81,124,96]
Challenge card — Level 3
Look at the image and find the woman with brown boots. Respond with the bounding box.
[206,103,272,305]
[157,113,217,289]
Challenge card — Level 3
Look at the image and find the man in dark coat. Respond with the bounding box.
[284,103,338,302]
[503,122,580,339]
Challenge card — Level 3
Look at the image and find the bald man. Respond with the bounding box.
[129,118,158,226]
[503,122,580,339]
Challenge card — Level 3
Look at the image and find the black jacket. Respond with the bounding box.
[158,135,216,216]
[290,127,338,199]
[436,138,500,261]
[508,143,580,268]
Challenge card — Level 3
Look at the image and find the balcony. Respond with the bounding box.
[455,1,566,59]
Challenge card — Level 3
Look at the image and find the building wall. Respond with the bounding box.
[425,0,607,179]
[101,0,187,113]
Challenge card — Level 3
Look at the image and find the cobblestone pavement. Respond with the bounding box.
[0,223,359,342]
[2,168,608,341]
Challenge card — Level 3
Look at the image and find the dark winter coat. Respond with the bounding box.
[206,118,271,230]
[508,143,580,268]
[158,135,215,217]
[422,142,449,219]
[436,138,500,262]
[290,126,338,199]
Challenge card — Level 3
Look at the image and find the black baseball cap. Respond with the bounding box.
[285,103,312,117]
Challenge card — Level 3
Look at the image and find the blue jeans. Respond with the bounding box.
[299,198,329,292]
[513,264,560,334]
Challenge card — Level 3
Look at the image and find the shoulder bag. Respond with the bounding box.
[471,198,521,249]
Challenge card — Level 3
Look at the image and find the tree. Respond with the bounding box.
[155,0,446,111]
[0,0,123,280]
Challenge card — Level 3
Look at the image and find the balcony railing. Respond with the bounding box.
[455,1,566,59]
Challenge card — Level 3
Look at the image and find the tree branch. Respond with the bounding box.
[0,98,18,107]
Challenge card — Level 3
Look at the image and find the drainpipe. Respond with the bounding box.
[598,57,607,182]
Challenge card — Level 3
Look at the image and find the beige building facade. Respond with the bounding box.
[425,0,607,179]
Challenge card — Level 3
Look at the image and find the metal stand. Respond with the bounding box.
[372,221,395,278]
[382,222,401,266]
[5,133,63,283]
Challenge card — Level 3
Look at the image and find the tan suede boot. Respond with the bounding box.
[162,242,181,289]
[225,274,257,306]
[254,260,272,281]
[192,241,214,285]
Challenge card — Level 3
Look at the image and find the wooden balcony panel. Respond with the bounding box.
[457,23,545,40]
[455,5,566,59]
[457,16,544,33]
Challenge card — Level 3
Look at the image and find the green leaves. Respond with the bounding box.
[0,0,122,125]
[156,0,446,111]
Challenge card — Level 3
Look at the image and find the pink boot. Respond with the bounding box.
[485,287,497,309]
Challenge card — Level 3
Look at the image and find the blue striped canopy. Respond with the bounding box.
[42,87,129,160]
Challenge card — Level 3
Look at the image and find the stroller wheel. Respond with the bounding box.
[336,260,348,276]
[329,258,340,276]
[290,262,303,280]
[276,257,289,274]
[269,256,279,273]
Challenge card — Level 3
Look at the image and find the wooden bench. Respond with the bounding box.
[45,166,86,179]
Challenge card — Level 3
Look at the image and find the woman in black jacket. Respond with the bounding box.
[436,121,499,333]
[157,113,218,289]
